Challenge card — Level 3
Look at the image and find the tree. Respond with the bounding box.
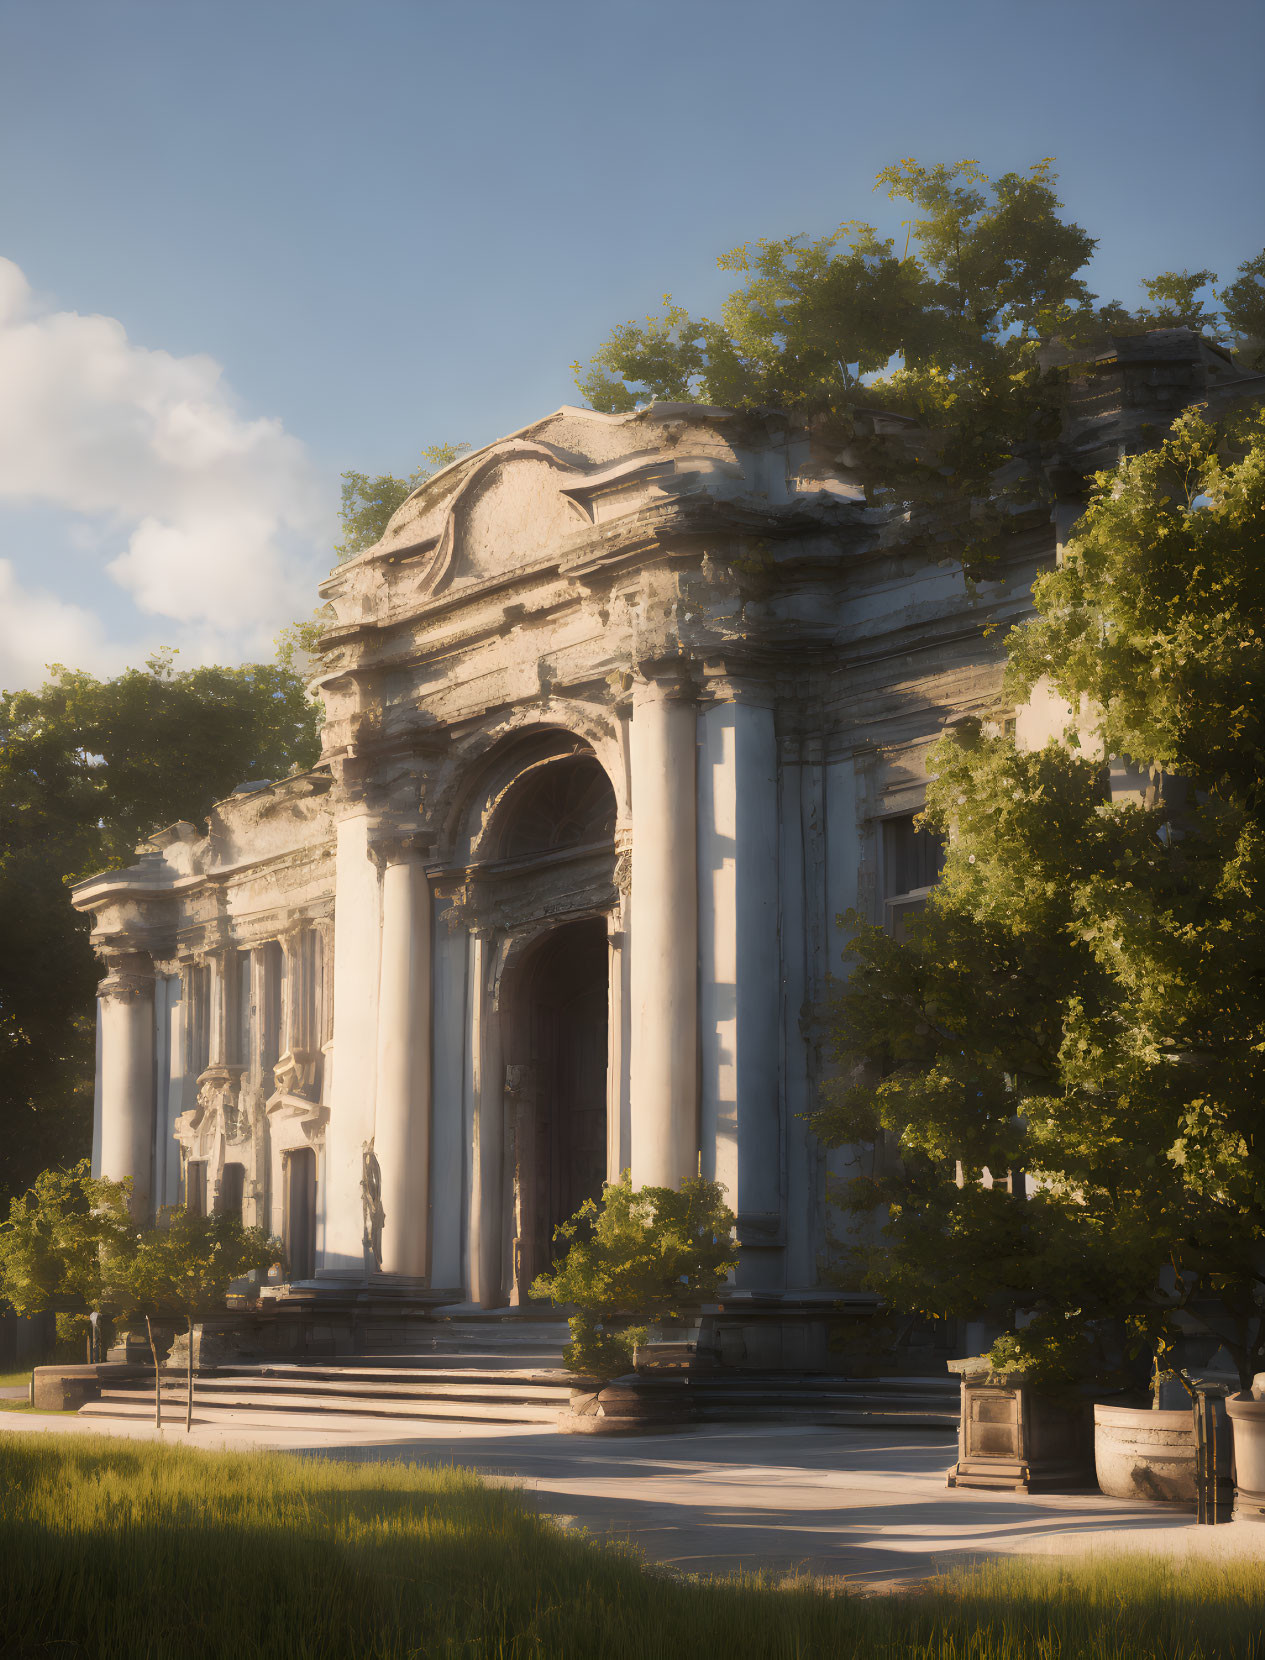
[1222,253,1265,371]
[531,1174,737,1383]
[575,155,1264,575]
[0,1161,133,1363]
[814,406,1265,1393]
[0,654,321,1209]
[122,1207,281,1432]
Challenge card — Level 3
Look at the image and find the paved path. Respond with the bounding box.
[4,1407,1264,1586]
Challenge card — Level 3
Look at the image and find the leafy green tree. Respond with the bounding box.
[122,1206,281,1431]
[815,406,1265,1393]
[1222,252,1265,371]
[0,1160,132,1322]
[531,1173,737,1383]
[0,654,321,1207]
[0,1161,133,1363]
[576,156,1263,575]
[335,439,471,561]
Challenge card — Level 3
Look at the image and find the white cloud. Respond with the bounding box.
[0,258,332,687]
[0,558,120,691]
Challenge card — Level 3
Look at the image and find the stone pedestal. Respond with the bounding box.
[561,1375,691,1436]
[1226,1394,1265,1521]
[947,1356,1096,1492]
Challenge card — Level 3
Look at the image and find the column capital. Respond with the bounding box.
[699,660,775,709]
[633,656,697,704]
[98,950,155,1004]
[366,818,435,870]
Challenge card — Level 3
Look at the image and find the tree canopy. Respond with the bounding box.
[814,407,1265,1391]
[575,157,1263,572]
[0,654,321,1206]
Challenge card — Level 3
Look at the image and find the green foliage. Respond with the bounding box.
[816,410,1265,1391]
[5,1436,1265,1658]
[530,1173,736,1382]
[121,1207,280,1324]
[576,156,1264,575]
[1222,251,1265,370]
[1133,268,1220,332]
[0,655,320,1206]
[0,1161,132,1320]
[334,441,472,563]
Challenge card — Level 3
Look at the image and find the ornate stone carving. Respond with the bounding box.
[272,1047,321,1104]
[361,1139,384,1270]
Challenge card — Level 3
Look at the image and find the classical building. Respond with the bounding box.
[73,333,1261,1352]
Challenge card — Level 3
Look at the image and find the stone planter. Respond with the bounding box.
[947,1356,1095,1492]
[559,1376,690,1436]
[1094,1402,1195,1507]
[1226,1393,1265,1521]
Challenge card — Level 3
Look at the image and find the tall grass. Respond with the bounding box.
[0,1432,1261,1659]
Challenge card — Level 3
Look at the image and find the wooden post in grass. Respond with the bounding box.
[123,1209,282,1433]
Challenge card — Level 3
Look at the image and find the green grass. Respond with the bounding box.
[0,1367,33,1409]
[0,1432,1262,1659]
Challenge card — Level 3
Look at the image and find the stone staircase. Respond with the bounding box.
[76,1310,961,1432]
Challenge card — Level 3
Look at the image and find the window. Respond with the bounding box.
[218,1162,245,1220]
[497,757,616,860]
[186,1161,207,1217]
[233,949,253,1067]
[282,1148,317,1281]
[186,963,211,1076]
[259,941,284,1078]
[882,812,946,939]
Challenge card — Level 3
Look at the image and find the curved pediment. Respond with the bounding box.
[376,440,593,597]
[431,444,590,593]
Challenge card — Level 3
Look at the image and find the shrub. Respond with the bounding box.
[531,1173,736,1383]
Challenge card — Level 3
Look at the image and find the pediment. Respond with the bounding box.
[381,441,593,597]
[440,449,588,591]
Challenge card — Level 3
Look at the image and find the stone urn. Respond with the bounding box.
[1094,1402,1196,1506]
[559,1375,690,1436]
[1225,1392,1265,1521]
[947,1356,1096,1492]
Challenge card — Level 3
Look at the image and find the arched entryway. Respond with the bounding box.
[506,917,609,1295]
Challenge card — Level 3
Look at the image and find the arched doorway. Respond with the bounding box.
[508,917,609,1293]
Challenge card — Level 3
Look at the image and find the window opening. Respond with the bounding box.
[218,1162,245,1220]
[497,756,616,860]
[186,1161,207,1217]
[282,1148,317,1281]
[882,812,946,940]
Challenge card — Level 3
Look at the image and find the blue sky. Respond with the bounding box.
[0,0,1261,686]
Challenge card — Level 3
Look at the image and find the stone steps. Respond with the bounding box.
[78,1363,959,1432]
[83,1389,563,1426]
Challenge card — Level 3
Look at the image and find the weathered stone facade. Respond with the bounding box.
[73,333,1264,1340]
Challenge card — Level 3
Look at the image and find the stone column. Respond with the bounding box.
[699,675,782,1283]
[467,930,504,1306]
[98,951,156,1220]
[629,668,699,1188]
[373,842,433,1280]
